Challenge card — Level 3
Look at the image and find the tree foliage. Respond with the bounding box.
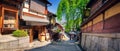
[57,0,89,32]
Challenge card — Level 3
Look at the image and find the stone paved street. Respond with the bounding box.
[26,41,81,51]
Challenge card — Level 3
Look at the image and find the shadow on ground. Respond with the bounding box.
[25,41,81,51]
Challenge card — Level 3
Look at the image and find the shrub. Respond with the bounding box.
[13,30,28,37]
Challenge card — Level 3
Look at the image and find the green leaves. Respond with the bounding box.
[57,0,89,32]
[13,30,28,37]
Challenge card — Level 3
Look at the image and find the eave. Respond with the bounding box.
[40,0,52,6]
[0,0,25,4]
[81,0,119,27]
[86,0,97,8]
[48,11,56,17]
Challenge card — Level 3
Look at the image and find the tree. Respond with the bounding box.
[57,0,89,32]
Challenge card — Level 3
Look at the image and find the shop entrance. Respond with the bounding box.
[33,30,39,39]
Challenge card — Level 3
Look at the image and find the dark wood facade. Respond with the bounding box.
[0,0,51,43]
[81,0,120,51]
[21,0,51,42]
[81,0,120,33]
[47,12,57,40]
[0,0,24,34]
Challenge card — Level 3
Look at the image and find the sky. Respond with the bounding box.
[48,0,60,14]
[48,0,66,23]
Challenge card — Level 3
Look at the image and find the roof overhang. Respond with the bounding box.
[26,21,49,26]
[22,15,49,26]
[40,0,52,6]
[82,0,119,27]
[86,0,97,8]
[48,11,56,17]
[0,0,25,4]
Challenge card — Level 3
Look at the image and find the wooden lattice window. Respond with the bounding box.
[3,10,16,28]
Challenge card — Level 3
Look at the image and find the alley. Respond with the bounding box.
[26,41,81,51]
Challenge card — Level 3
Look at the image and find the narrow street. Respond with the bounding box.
[26,40,81,51]
[0,0,119,51]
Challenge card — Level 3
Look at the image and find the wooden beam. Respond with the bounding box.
[23,12,45,19]
[4,0,20,5]
[0,6,2,29]
[0,6,2,34]
[44,27,47,41]
[105,3,120,20]
[2,4,18,12]
[29,28,33,43]
[38,29,41,41]
[0,28,1,35]
[1,7,4,29]
[82,33,120,38]
[4,8,18,12]
[16,12,19,29]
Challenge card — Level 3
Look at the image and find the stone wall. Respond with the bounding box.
[81,1,120,51]
[0,36,29,51]
[81,33,120,51]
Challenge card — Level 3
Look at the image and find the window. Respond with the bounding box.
[30,0,45,14]
[23,0,30,8]
[3,10,16,28]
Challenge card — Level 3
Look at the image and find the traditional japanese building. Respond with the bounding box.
[47,12,56,29]
[0,0,24,34]
[20,0,51,42]
[81,0,120,51]
[47,12,57,40]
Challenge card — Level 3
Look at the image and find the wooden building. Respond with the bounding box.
[20,0,51,42]
[47,12,57,40]
[0,0,52,43]
[0,0,24,34]
[81,0,120,51]
[47,12,56,28]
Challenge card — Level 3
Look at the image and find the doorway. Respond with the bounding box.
[33,30,39,39]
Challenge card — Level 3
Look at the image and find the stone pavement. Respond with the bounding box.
[29,40,51,48]
[26,40,81,51]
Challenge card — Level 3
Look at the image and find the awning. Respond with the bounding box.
[22,15,49,26]
[26,21,49,26]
